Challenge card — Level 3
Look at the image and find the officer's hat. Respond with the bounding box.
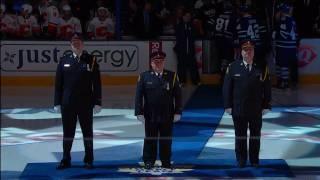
[150,51,166,61]
[240,40,255,50]
[70,33,83,42]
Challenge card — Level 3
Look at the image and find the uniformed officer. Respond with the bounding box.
[54,33,102,169]
[223,40,271,168]
[135,51,182,169]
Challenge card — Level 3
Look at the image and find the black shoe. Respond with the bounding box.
[161,162,172,169]
[251,163,259,168]
[84,162,93,169]
[56,161,71,170]
[237,161,246,168]
[144,162,154,169]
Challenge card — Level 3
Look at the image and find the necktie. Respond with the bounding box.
[75,56,80,62]
[246,64,251,72]
[156,73,162,80]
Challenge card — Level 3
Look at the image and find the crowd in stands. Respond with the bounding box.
[1,0,320,40]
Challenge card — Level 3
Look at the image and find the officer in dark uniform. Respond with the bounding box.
[54,34,102,169]
[135,51,182,169]
[174,10,201,86]
[223,40,271,168]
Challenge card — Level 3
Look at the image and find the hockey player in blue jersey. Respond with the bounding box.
[215,1,237,84]
[234,5,266,67]
[274,3,298,89]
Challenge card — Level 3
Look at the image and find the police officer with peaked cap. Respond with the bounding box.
[54,33,102,169]
[223,40,271,168]
[135,51,182,169]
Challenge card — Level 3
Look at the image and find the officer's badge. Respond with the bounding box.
[64,64,70,67]
[166,82,170,90]
[147,82,153,85]
[234,74,240,77]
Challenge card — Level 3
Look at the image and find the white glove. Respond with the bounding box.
[137,115,145,123]
[173,114,181,123]
[93,105,102,114]
[53,105,61,113]
[262,109,270,115]
[225,108,232,115]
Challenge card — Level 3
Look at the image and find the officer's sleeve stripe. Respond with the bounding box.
[263,66,269,81]
[91,56,96,71]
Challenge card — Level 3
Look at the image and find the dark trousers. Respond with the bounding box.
[232,116,262,164]
[276,47,298,86]
[177,54,200,85]
[61,104,93,163]
[143,120,173,164]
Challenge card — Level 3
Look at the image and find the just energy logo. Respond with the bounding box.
[1,43,139,72]
[2,48,62,70]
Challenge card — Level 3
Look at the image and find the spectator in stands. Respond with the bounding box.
[174,10,201,86]
[57,5,82,40]
[132,2,162,39]
[58,0,70,12]
[70,0,94,36]
[294,0,319,38]
[174,5,184,27]
[94,0,115,15]
[87,7,114,40]
[37,0,60,38]
[16,3,40,38]
[155,0,174,35]
[0,3,17,39]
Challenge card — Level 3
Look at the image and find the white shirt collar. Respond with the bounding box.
[155,71,163,76]
[73,52,82,59]
[242,60,252,70]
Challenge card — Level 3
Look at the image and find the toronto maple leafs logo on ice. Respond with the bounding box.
[118,161,193,176]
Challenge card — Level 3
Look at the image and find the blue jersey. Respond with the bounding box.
[215,10,236,41]
[275,15,297,49]
[235,15,262,47]
[197,3,217,35]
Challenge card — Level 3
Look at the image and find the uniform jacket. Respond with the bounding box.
[54,52,102,107]
[223,60,271,117]
[135,69,182,122]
